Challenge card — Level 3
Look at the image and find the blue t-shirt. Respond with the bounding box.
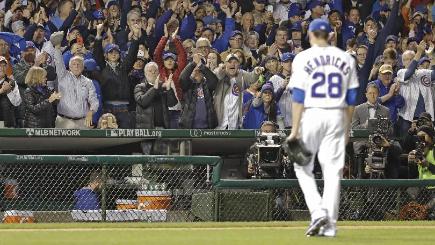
[373,79,405,122]
[192,85,208,129]
[73,187,100,210]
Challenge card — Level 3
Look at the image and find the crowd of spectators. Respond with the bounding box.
[0,0,432,132]
[0,0,434,175]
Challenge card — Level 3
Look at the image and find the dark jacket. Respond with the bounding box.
[93,39,140,106]
[179,62,218,129]
[23,86,56,128]
[134,82,178,129]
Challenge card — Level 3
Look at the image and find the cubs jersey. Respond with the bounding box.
[289,46,359,108]
[397,68,434,121]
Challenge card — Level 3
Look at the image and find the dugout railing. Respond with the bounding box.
[0,154,434,223]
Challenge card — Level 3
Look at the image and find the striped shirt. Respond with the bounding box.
[54,49,99,118]
[217,78,240,129]
[397,68,434,122]
[269,74,292,127]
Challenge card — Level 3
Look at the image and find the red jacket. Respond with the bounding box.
[153,36,187,102]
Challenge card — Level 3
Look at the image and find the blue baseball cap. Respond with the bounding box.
[230,30,243,39]
[92,10,105,20]
[291,21,302,31]
[418,57,431,66]
[104,43,120,54]
[261,81,274,94]
[288,3,302,18]
[84,58,100,71]
[380,4,390,12]
[25,41,36,50]
[385,35,398,43]
[281,52,295,62]
[308,19,332,33]
[308,0,324,10]
[106,0,119,8]
[163,52,177,60]
[202,15,214,26]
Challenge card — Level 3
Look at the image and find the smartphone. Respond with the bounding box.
[21,0,28,5]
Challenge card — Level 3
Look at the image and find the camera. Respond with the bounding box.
[247,132,292,179]
[414,134,427,163]
[364,117,391,178]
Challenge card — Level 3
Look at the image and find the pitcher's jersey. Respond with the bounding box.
[289,46,359,108]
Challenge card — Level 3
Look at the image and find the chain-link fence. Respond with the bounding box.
[0,155,221,223]
[1,155,434,223]
[214,179,435,221]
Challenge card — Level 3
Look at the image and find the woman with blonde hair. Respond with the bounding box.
[23,67,61,128]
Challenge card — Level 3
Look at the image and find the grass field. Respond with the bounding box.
[0,221,434,245]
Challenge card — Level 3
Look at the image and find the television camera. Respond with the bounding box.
[247,132,292,179]
[364,116,391,179]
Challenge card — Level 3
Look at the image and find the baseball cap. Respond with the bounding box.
[291,21,302,32]
[230,30,243,39]
[380,5,390,12]
[263,55,279,64]
[0,56,8,64]
[379,64,393,74]
[202,26,215,34]
[407,37,418,45]
[25,41,36,50]
[35,23,45,31]
[288,3,302,18]
[413,11,424,19]
[202,16,215,26]
[418,57,431,66]
[11,20,25,33]
[308,19,332,33]
[308,0,324,10]
[104,43,120,54]
[385,35,398,43]
[254,0,267,4]
[261,82,274,94]
[163,52,177,60]
[415,4,428,14]
[84,59,100,72]
[93,10,105,20]
[418,125,434,139]
[225,53,239,63]
[106,0,119,8]
[281,52,295,62]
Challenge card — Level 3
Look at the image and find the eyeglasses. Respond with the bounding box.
[197,46,209,50]
[230,37,243,41]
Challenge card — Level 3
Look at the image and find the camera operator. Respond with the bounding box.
[408,126,435,181]
[401,112,433,154]
[246,121,292,179]
[407,126,435,219]
[352,82,401,178]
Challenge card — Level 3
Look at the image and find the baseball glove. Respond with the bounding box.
[283,138,313,166]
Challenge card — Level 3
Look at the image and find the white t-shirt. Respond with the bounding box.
[289,45,359,109]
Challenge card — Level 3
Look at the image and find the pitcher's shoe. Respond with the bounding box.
[305,216,329,237]
[318,222,337,237]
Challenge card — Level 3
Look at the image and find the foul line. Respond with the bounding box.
[1,225,435,232]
